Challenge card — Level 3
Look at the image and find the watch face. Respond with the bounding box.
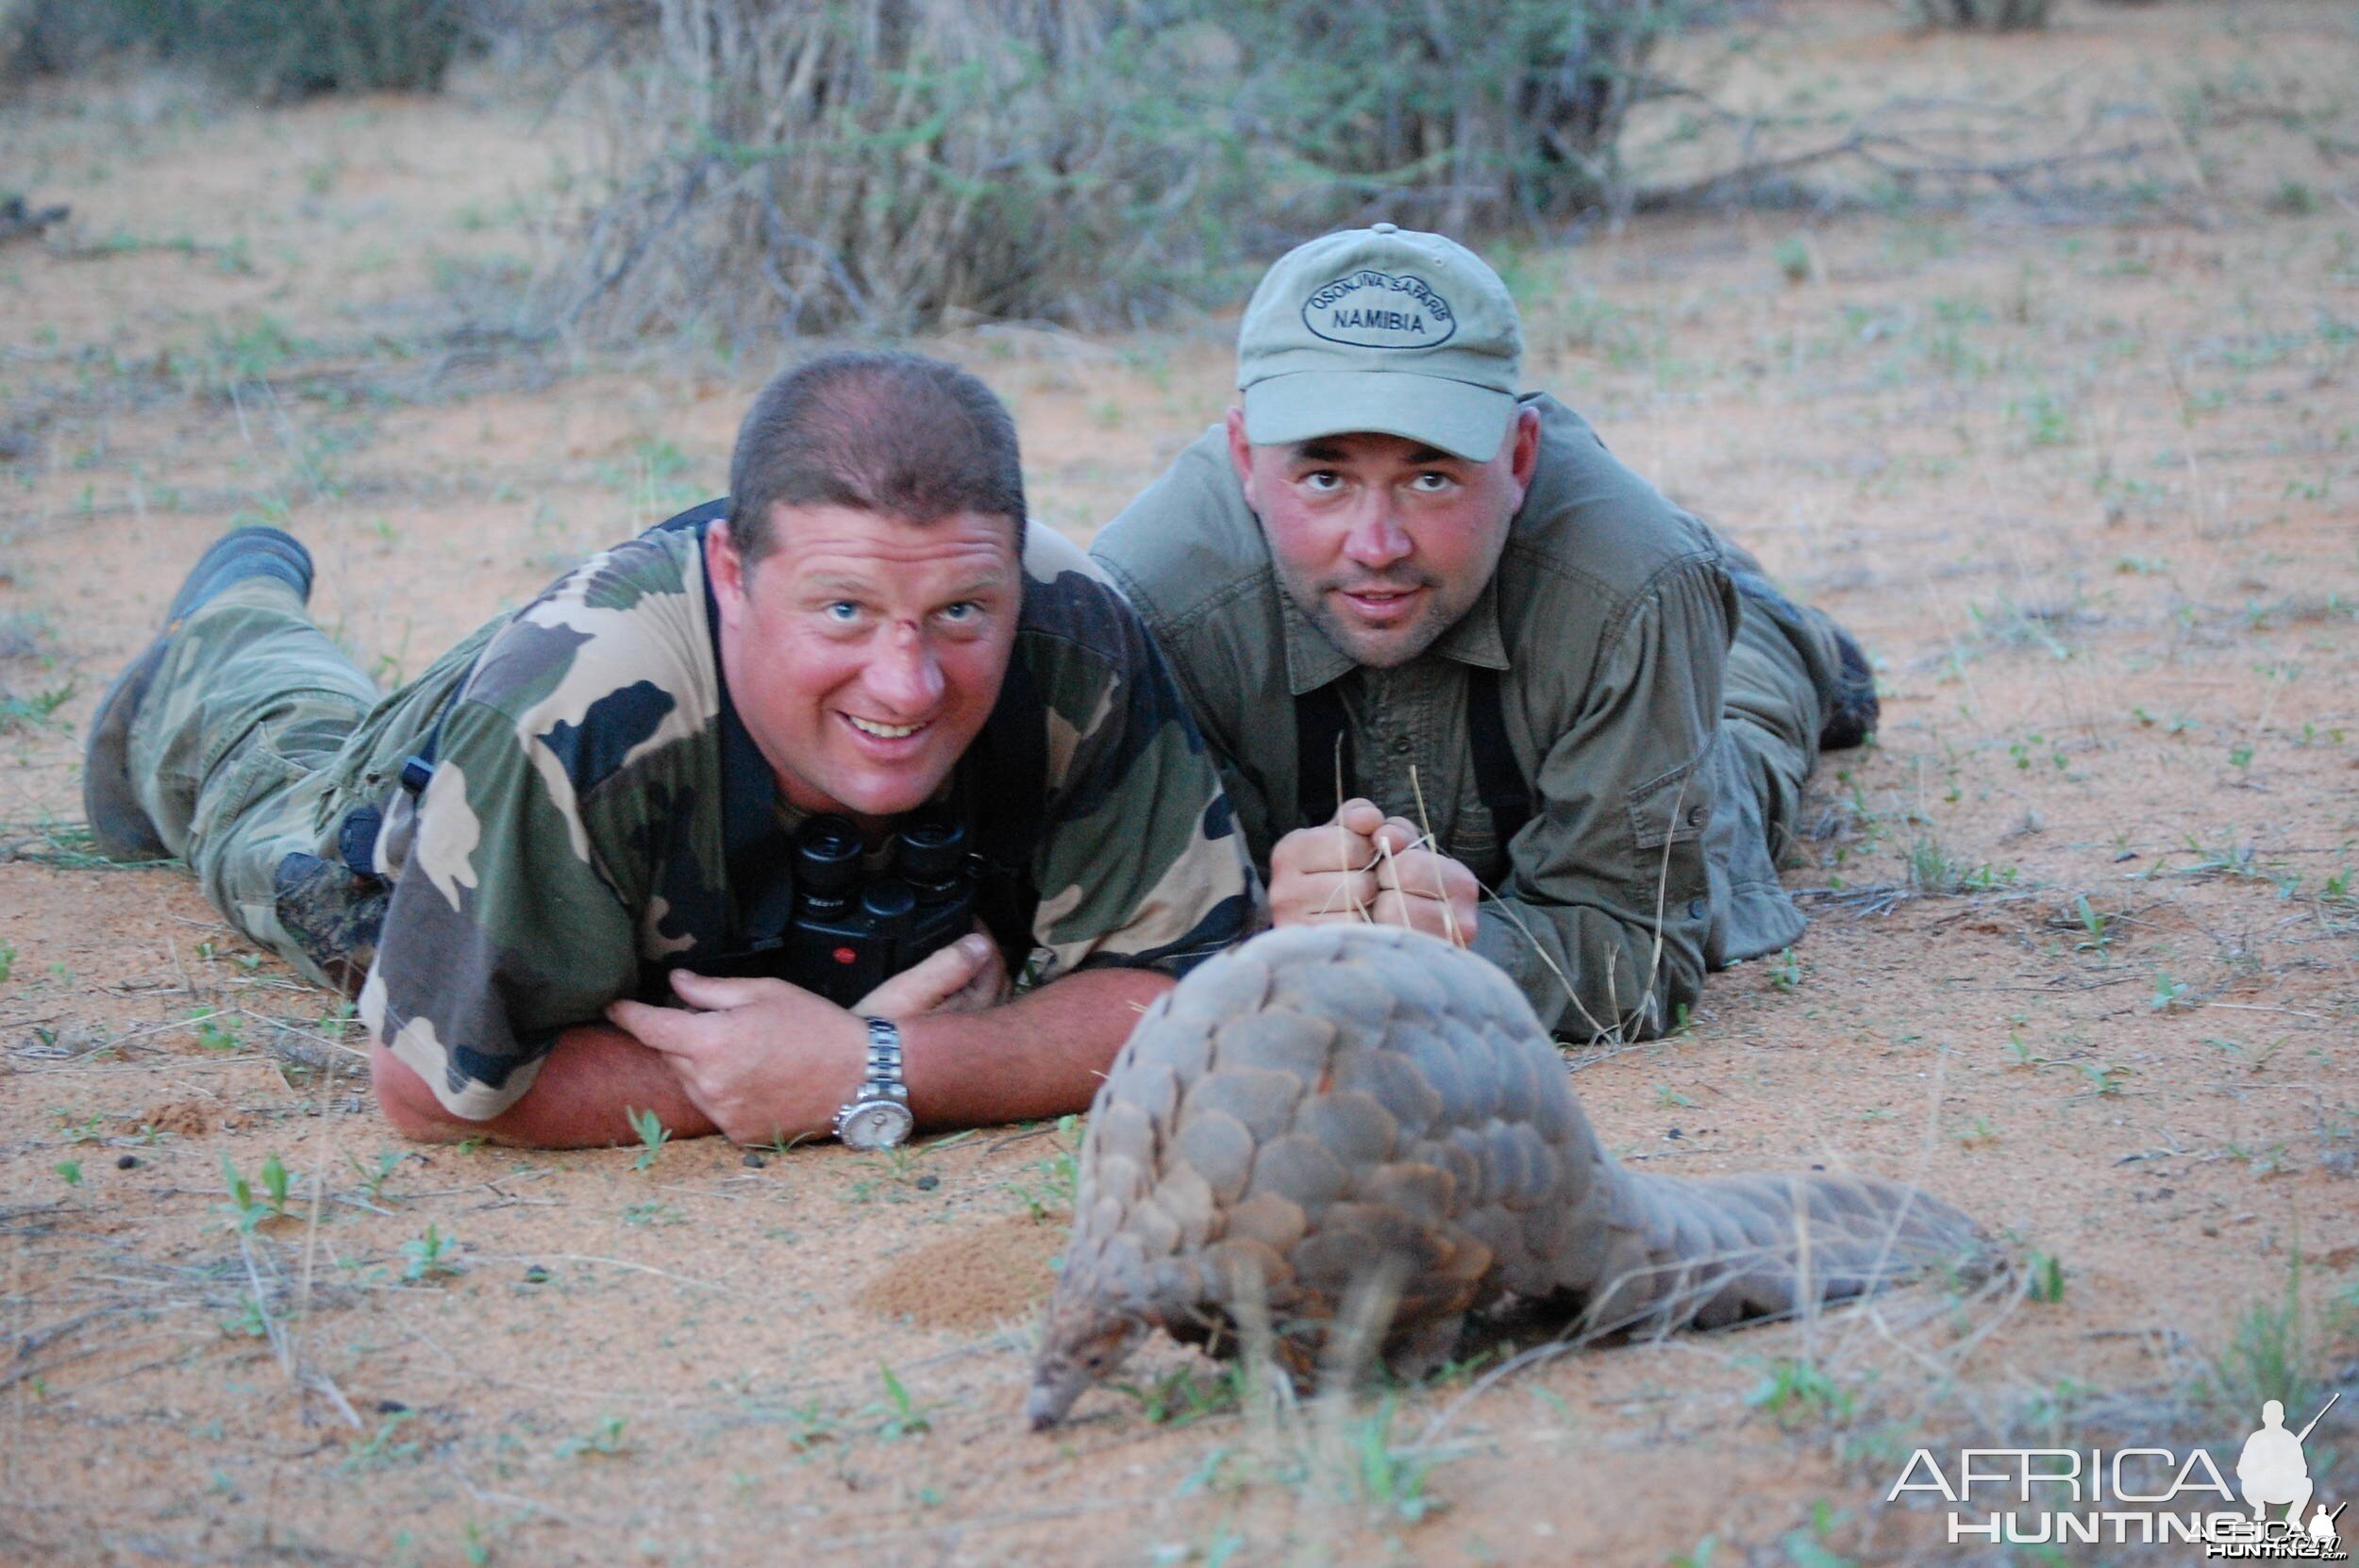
[839,1099,914,1151]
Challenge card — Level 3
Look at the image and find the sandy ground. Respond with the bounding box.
[3,3,2356,1564]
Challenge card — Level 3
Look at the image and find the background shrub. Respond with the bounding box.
[1900,0,2051,30]
[551,0,1246,340]
[4,0,468,98]
[1215,0,1686,234]
[549,0,1697,342]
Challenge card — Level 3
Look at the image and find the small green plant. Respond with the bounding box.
[0,940,15,983]
[2205,1036,2287,1074]
[863,1363,939,1441]
[1744,1359,1854,1428]
[1958,1115,1999,1149]
[55,1159,82,1188]
[627,1106,669,1173]
[1767,947,1803,993]
[773,1397,843,1451]
[556,1413,630,1459]
[349,1149,404,1202]
[1781,1497,1856,1568]
[2209,1254,2314,1416]
[621,1200,683,1226]
[1008,1113,1082,1222]
[2006,733,2066,772]
[1904,836,1966,895]
[343,1410,422,1472]
[2071,895,2114,957]
[220,1293,270,1339]
[1774,236,1813,284]
[0,681,75,734]
[1655,1083,1698,1109]
[56,1110,105,1144]
[2150,971,2194,1012]
[2027,1252,2066,1304]
[2267,180,2319,217]
[218,1153,289,1232]
[190,1008,243,1053]
[1340,1393,1446,1524]
[2076,1062,2130,1097]
[2010,391,2073,447]
[1116,1364,1246,1427]
[401,1224,461,1284]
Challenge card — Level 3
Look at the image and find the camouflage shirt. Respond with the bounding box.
[360,511,1258,1120]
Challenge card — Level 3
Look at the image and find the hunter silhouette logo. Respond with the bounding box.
[1885,1390,2348,1555]
[2240,1396,2330,1526]
[1300,270,1457,349]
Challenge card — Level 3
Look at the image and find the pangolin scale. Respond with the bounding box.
[1028,924,1995,1428]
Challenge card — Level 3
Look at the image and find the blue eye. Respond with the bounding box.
[940,601,978,624]
[824,601,860,623]
[1302,472,1343,493]
[1410,472,1455,492]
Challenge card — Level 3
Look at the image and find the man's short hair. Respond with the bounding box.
[728,351,1028,561]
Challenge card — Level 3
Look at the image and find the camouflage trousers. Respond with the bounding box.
[125,578,490,993]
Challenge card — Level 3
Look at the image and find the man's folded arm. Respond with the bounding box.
[372,964,1173,1147]
[1470,557,1733,1042]
[362,692,674,1146]
[373,1025,714,1147]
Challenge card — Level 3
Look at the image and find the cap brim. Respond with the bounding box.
[1242,372,1515,463]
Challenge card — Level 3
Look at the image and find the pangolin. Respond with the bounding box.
[1026,924,1995,1429]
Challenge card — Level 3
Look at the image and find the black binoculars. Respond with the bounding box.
[678,811,977,1007]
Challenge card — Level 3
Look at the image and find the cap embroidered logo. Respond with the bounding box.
[1301,270,1457,349]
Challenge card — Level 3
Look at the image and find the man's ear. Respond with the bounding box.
[706,516,747,623]
[1504,405,1543,502]
[1224,407,1259,508]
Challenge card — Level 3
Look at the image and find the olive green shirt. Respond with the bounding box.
[1090,394,1807,1041]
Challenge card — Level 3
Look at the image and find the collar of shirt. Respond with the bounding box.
[1279,569,1513,695]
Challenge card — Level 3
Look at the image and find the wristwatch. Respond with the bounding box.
[833,1016,914,1150]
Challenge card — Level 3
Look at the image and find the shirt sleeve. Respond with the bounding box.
[359,695,642,1120]
[1021,563,1262,983]
[1470,555,1734,1042]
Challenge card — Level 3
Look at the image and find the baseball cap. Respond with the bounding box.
[1236,224,1524,463]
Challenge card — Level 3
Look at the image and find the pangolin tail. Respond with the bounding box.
[1568,1166,1999,1340]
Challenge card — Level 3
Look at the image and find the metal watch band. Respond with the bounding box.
[858,1015,908,1104]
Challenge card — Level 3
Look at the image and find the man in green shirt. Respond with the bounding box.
[88,352,1256,1148]
[1091,226,1874,1041]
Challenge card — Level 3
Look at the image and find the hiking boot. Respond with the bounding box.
[1816,624,1880,752]
[82,526,314,860]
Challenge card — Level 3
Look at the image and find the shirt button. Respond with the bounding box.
[1686,805,1707,826]
[1391,736,1414,755]
[1371,222,1398,235]
[1687,898,1708,921]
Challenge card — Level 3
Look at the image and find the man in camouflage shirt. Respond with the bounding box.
[87,353,1256,1147]
[1091,226,1876,1042]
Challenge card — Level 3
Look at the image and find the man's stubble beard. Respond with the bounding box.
[1283,563,1463,671]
